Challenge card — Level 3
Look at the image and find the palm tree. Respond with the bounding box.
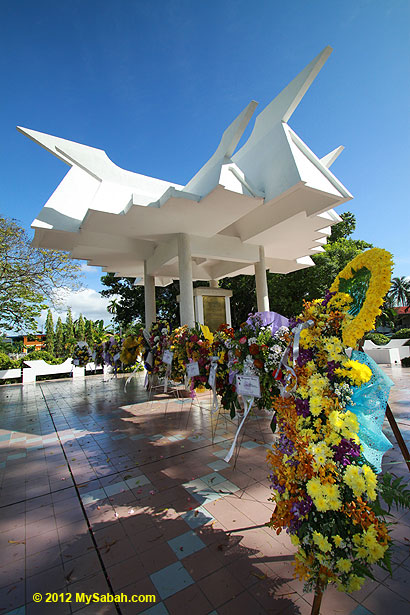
[91,319,113,344]
[107,298,121,335]
[389,277,410,307]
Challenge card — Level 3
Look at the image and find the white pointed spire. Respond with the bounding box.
[234,46,332,155]
[184,100,258,196]
[16,126,94,167]
[320,146,344,168]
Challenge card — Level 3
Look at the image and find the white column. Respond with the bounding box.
[178,234,195,327]
[194,295,204,325]
[224,296,232,326]
[254,246,270,312]
[210,279,219,288]
[144,261,156,329]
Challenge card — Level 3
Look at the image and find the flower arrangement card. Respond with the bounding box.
[236,374,261,398]
[186,361,199,378]
[162,350,174,365]
[208,363,217,387]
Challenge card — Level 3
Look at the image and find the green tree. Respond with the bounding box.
[44,309,54,354]
[388,276,410,307]
[100,274,181,329]
[0,216,83,333]
[93,319,113,343]
[218,213,372,324]
[84,318,95,347]
[55,317,64,357]
[76,314,85,340]
[64,308,75,355]
[266,237,372,319]
[100,274,210,330]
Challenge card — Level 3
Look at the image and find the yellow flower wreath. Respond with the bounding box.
[329,248,393,348]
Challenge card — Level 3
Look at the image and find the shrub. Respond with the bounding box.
[21,350,64,364]
[401,356,410,367]
[0,351,20,370]
[365,332,390,345]
[391,328,410,339]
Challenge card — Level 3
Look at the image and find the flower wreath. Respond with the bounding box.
[266,247,400,597]
[72,342,92,367]
[329,248,393,348]
[120,333,145,366]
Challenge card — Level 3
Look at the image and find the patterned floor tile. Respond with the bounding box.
[199,472,227,488]
[207,460,230,471]
[0,369,408,615]
[141,602,169,614]
[167,530,206,559]
[150,562,194,600]
[241,441,261,449]
[181,506,214,529]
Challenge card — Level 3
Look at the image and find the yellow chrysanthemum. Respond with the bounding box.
[330,248,393,348]
[347,575,365,592]
[337,558,352,573]
[343,464,377,500]
[335,359,372,386]
[312,531,332,553]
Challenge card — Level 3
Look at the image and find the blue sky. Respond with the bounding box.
[1,0,409,323]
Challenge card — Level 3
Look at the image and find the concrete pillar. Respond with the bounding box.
[209,279,219,288]
[178,234,195,327]
[254,246,270,312]
[144,261,156,329]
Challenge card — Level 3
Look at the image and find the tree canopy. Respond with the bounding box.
[100,212,375,329]
[388,276,410,307]
[0,216,83,333]
[44,309,54,354]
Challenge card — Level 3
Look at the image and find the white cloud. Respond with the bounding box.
[38,287,118,327]
[80,263,96,273]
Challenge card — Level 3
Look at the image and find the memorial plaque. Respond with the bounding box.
[203,295,226,332]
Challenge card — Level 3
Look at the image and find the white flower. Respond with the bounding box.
[275,326,289,339]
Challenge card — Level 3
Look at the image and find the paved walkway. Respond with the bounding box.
[0,368,409,615]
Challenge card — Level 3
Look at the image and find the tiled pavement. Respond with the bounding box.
[0,367,409,615]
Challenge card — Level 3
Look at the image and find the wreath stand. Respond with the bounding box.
[311,586,323,615]
[384,404,410,473]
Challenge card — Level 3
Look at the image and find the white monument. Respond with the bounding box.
[18,46,352,328]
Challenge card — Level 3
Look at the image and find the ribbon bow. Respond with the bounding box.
[275,320,314,397]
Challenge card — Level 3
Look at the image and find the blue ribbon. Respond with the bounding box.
[346,350,394,473]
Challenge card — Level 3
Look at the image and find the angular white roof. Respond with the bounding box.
[19,46,352,286]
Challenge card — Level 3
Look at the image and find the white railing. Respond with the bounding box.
[0,368,22,381]
[0,359,104,384]
[363,339,410,365]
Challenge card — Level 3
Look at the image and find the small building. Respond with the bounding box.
[7,334,46,353]
[394,306,410,329]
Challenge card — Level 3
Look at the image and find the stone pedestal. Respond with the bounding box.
[22,368,35,384]
[72,366,85,379]
[193,287,232,331]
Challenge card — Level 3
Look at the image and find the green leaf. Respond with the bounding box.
[270,413,277,434]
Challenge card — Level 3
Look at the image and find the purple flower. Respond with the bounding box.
[270,473,286,494]
[333,437,361,466]
[288,316,303,330]
[277,433,295,455]
[288,496,313,531]
[296,348,314,367]
[322,290,336,307]
[326,360,339,380]
[295,397,310,418]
